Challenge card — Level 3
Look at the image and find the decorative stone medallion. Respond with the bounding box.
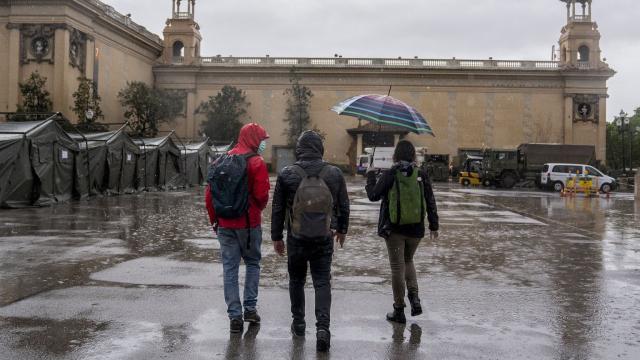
[571,94,600,123]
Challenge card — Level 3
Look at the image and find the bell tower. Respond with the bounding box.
[162,0,201,65]
[558,0,604,69]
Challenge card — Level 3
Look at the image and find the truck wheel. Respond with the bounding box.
[600,183,612,194]
[482,179,492,187]
[462,178,471,187]
[553,181,564,192]
[501,173,517,189]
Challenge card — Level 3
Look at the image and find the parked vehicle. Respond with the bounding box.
[458,155,486,187]
[480,144,597,189]
[540,163,616,193]
[357,147,395,175]
[420,153,451,182]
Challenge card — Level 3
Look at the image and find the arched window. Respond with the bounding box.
[172,41,184,62]
[561,46,567,62]
[578,45,590,62]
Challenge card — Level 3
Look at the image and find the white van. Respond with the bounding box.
[540,163,616,193]
[356,147,395,175]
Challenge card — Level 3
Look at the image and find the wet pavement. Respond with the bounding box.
[0,177,639,359]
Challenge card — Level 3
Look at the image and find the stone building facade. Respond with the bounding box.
[1,0,615,168]
[0,0,162,124]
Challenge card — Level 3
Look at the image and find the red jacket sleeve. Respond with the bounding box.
[248,156,270,210]
[205,184,216,225]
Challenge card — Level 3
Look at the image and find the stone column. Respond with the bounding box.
[53,28,71,116]
[85,38,95,79]
[7,27,21,112]
[356,134,363,158]
[563,96,574,144]
[597,96,607,163]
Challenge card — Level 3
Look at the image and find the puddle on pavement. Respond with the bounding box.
[1,178,639,359]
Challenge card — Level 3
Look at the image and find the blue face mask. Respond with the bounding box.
[258,140,267,154]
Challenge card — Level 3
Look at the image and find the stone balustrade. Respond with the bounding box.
[87,0,162,44]
[198,56,563,70]
[173,12,193,20]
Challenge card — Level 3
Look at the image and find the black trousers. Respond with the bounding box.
[287,236,334,331]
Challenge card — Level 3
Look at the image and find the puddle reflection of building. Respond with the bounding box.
[543,196,605,358]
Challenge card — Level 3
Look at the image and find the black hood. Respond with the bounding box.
[295,131,324,160]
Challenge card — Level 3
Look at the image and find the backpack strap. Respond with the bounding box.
[318,164,331,180]
[242,152,258,249]
[292,164,308,179]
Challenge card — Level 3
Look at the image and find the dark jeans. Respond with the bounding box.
[287,236,334,331]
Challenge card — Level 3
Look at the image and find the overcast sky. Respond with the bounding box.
[105,0,639,121]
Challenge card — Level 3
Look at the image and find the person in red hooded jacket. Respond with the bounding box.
[205,123,270,334]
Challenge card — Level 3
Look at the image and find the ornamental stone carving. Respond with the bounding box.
[569,94,601,123]
[69,28,88,72]
[6,23,67,65]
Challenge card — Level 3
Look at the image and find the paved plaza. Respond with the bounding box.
[1,178,639,359]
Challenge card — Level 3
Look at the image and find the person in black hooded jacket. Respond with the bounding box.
[365,140,439,324]
[271,130,350,352]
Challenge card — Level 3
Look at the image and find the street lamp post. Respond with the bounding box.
[615,110,629,174]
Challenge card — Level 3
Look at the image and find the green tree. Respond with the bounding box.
[118,81,183,138]
[72,76,106,132]
[607,107,640,172]
[283,67,320,146]
[196,85,250,143]
[12,71,53,121]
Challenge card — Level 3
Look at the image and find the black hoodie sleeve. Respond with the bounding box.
[421,170,439,232]
[270,171,288,241]
[365,169,395,202]
[334,168,350,234]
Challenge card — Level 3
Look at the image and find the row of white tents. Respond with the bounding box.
[0,115,229,208]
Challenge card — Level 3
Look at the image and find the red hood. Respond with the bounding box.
[229,123,269,154]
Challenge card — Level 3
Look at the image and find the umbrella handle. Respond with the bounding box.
[370,123,383,169]
[371,86,391,168]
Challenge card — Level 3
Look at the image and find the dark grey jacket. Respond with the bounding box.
[271,132,350,241]
[365,162,439,239]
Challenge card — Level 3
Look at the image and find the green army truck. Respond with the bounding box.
[480,144,597,189]
[421,154,450,182]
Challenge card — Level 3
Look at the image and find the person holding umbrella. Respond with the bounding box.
[365,140,439,323]
[332,92,438,322]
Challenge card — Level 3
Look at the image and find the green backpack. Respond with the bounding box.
[388,168,426,225]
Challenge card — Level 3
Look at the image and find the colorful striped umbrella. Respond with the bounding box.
[331,94,435,136]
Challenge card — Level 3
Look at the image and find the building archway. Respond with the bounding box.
[172,41,184,62]
[578,45,590,62]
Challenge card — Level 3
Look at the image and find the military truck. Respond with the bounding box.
[421,154,451,182]
[480,144,597,189]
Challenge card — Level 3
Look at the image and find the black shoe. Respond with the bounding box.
[316,329,331,352]
[244,310,261,324]
[291,322,306,337]
[386,305,406,324]
[230,317,244,334]
[408,293,423,317]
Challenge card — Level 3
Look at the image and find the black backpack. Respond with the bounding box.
[207,153,256,220]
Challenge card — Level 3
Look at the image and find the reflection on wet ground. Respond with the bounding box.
[1,178,639,359]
